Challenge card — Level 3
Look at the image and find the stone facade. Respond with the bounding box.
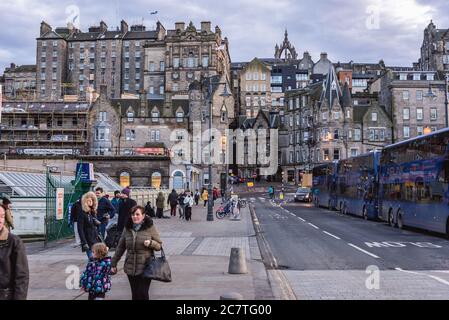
[2,64,36,100]
[417,21,449,72]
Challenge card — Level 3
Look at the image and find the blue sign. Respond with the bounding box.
[76,163,95,182]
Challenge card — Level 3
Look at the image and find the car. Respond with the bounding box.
[294,187,312,203]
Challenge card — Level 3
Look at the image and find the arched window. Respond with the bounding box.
[151,172,162,189]
[120,172,131,188]
[173,171,184,190]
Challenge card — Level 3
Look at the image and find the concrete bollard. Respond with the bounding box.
[220,292,244,300]
[228,248,248,274]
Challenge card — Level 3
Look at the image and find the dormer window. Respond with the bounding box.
[176,111,184,122]
[426,73,435,81]
[152,110,160,122]
[399,73,408,81]
[127,108,135,122]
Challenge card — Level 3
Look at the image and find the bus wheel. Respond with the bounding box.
[362,207,368,220]
[388,210,395,227]
[397,211,404,229]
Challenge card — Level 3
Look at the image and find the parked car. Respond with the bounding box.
[294,187,312,203]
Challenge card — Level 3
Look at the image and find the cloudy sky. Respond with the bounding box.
[0,0,447,72]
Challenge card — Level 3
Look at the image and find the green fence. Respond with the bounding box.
[45,166,89,245]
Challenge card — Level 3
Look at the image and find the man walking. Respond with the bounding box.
[117,188,137,234]
[111,190,122,213]
[70,196,82,247]
[178,191,187,220]
[167,189,178,217]
[184,191,194,221]
[95,187,116,239]
[194,190,200,206]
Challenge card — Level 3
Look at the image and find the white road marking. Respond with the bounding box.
[308,223,319,230]
[395,268,449,287]
[298,217,306,222]
[347,243,380,259]
[322,231,341,240]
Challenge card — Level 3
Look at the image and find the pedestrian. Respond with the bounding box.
[111,206,162,300]
[268,186,275,200]
[70,196,82,247]
[184,191,194,221]
[111,190,121,213]
[178,191,186,219]
[95,187,116,240]
[117,188,137,235]
[167,189,178,217]
[194,190,200,206]
[144,201,155,218]
[78,192,102,259]
[220,188,226,202]
[0,205,29,300]
[156,192,165,219]
[80,242,112,300]
[202,189,209,207]
[2,197,14,231]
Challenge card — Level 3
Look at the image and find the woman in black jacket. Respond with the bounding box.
[0,205,29,300]
[77,192,101,259]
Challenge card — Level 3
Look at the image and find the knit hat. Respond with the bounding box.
[122,188,131,197]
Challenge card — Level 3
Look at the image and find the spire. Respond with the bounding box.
[284,29,288,40]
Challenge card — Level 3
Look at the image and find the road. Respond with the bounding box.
[248,192,449,299]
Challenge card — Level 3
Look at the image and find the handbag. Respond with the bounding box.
[143,247,172,282]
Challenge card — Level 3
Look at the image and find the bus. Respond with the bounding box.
[312,162,337,210]
[336,151,380,220]
[379,129,449,236]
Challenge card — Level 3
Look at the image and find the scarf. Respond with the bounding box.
[133,222,143,232]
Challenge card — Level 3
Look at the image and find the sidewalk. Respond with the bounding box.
[26,203,274,300]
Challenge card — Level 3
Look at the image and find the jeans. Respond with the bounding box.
[178,205,185,218]
[185,206,192,221]
[170,205,177,217]
[73,222,81,245]
[99,223,107,239]
[127,275,152,300]
[86,249,93,260]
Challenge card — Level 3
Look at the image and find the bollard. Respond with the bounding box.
[228,248,248,274]
[220,292,244,300]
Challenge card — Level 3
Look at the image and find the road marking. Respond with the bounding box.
[347,243,380,259]
[297,217,306,222]
[308,223,319,230]
[322,231,341,240]
[395,268,449,287]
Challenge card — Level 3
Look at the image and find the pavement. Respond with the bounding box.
[26,202,274,300]
[249,194,449,300]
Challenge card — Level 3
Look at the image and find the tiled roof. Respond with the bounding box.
[123,31,157,40]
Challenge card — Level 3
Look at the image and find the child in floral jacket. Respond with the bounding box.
[80,243,112,300]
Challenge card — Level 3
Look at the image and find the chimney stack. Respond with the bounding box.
[175,22,185,31]
[100,21,108,33]
[121,20,129,34]
[40,21,52,37]
[201,21,211,33]
[320,52,328,60]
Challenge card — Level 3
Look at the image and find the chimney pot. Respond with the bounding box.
[175,22,185,31]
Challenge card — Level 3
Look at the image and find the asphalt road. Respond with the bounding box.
[249,194,449,271]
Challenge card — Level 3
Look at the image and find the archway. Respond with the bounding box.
[173,171,184,190]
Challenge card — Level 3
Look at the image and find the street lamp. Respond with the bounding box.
[423,126,432,135]
[206,80,231,222]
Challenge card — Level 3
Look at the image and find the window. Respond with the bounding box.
[334,111,340,120]
[149,62,155,72]
[333,129,339,140]
[125,129,135,141]
[417,126,424,136]
[402,91,409,100]
[346,110,351,119]
[246,73,252,81]
[426,73,435,81]
[173,57,180,68]
[403,126,410,138]
[246,97,251,107]
[159,86,164,95]
[431,108,437,120]
[261,73,266,81]
[323,149,330,161]
[322,112,328,121]
[296,114,300,126]
[369,128,385,141]
[187,56,195,68]
[127,110,134,122]
[417,108,423,120]
[271,76,282,84]
[354,128,361,141]
[289,116,293,127]
[289,100,293,110]
[289,151,294,164]
[351,149,358,157]
[253,72,259,81]
[261,84,266,92]
[399,73,407,81]
[176,111,184,122]
[98,111,107,122]
[152,111,160,122]
[253,84,259,92]
[95,128,106,141]
[333,149,340,161]
[202,56,209,67]
[403,108,410,120]
[160,61,165,71]
[221,106,227,122]
[371,112,378,122]
[271,86,282,93]
[413,73,421,81]
[416,90,423,101]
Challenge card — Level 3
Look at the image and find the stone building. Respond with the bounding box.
[2,64,37,100]
[417,20,449,72]
[377,69,447,142]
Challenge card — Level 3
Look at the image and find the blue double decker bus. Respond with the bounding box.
[312,162,337,210]
[336,151,380,220]
[379,129,449,236]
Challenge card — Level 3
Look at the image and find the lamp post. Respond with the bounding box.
[206,79,231,222]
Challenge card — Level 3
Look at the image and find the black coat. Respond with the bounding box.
[77,211,100,249]
[97,197,116,221]
[168,191,178,206]
[0,230,29,300]
[70,200,82,224]
[117,198,137,233]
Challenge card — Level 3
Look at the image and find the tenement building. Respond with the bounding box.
[2,63,37,100]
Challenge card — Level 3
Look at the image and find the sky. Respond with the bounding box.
[0,0,448,72]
